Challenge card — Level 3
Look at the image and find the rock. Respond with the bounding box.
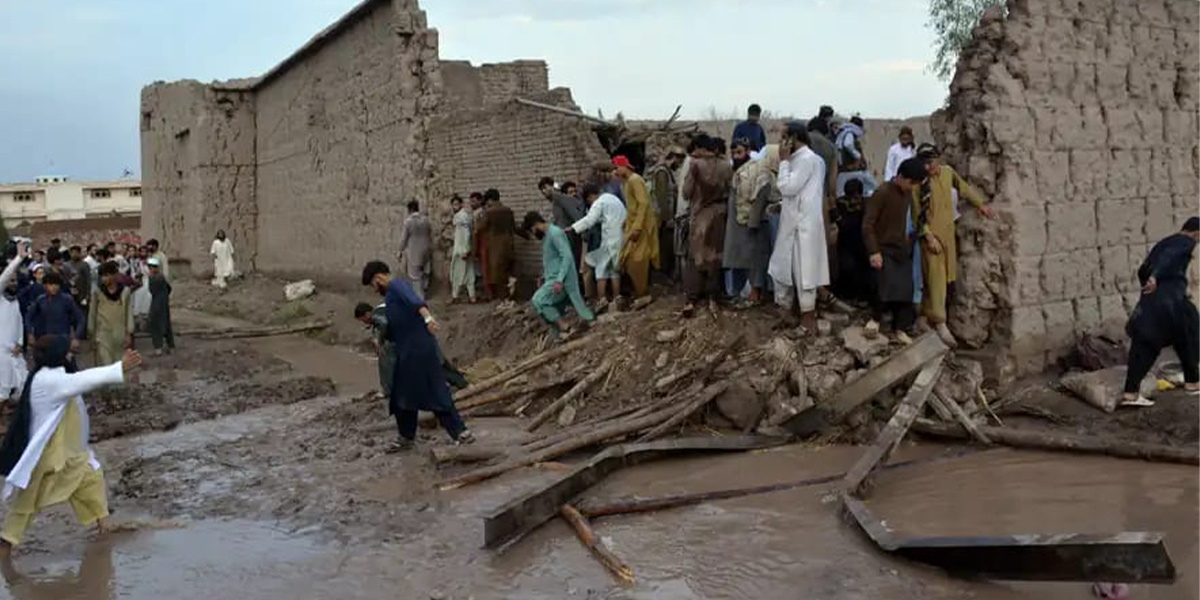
[807,366,844,403]
[816,319,833,337]
[845,368,866,384]
[842,326,890,365]
[826,349,856,373]
[557,403,577,427]
[868,355,886,369]
[1060,367,1127,413]
[283,279,316,301]
[655,351,669,369]
[656,329,683,343]
[934,357,985,405]
[631,295,654,311]
[714,380,765,431]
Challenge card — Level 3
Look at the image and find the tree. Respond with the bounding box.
[927,0,1007,80]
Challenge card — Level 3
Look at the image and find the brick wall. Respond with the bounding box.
[934,0,1200,377]
[426,95,609,281]
[26,216,142,250]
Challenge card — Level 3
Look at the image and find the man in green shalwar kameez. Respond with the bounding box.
[521,211,594,340]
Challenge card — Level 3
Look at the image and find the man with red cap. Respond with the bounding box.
[613,155,659,299]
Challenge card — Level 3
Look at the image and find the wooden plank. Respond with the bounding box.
[912,420,1199,465]
[930,392,992,444]
[782,333,948,438]
[456,338,592,402]
[482,435,788,549]
[842,355,945,496]
[842,492,1176,582]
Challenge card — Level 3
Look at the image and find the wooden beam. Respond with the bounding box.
[842,356,944,496]
[842,493,1176,583]
[455,338,591,402]
[481,435,788,549]
[782,332,948,438]
[929,392,992,445]
[515,98,612,127]
[912,419,1199,465]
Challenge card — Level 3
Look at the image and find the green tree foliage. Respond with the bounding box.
[927,0,1007,80]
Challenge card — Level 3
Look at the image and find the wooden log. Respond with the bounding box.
[912,419,1199,465]
[929,391,992,444]
[456,338,592,402]
[139,320,332,340]
[459,371,580,413]
[482,435,789,548]
[430,445,506,466]
[783,332,948,438]
[527,358,614,432]
[521,383,702,454]
[559,504,634,584]
[842,356,944,497]
[635,382,731,443]
[654,335,743,392]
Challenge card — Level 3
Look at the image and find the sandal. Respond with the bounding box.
[456,430,476,445]
[1119,395,1155,408]
[386,438,415,453]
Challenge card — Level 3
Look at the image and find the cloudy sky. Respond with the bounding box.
[0,0,946,182]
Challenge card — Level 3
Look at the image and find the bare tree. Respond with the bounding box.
[927,0,1006,80]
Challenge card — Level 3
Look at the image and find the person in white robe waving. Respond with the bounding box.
[0,336,141,555]
[0,242,29,400]
[768,121,831,332]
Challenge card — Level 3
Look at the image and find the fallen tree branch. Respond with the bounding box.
[635,382,731,443]
[559,504,634,584]
[459,371,580,413]
[653,335,743,392]
[456,338,592,402]
[912,419,1199,465]
[429,445,506,467]
[929,392,991,445]
[527,358,614,432]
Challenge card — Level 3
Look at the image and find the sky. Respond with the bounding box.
[0,0,947,182]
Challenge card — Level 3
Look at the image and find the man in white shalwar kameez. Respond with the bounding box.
[210,230,235,290]
[449,196,477,303]
[768,122,830,331]
[0,243,28,400]
[570,185,626,308]
[0,336,141,555]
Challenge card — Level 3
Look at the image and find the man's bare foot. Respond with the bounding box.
[96,516,111,535]
[935,322,958,348]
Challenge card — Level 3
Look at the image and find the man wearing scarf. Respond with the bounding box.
[681,134,733,317]
[1120,217,1200,407]
[88,262,134,366]
[0,336,142,556]
[614,155,659,299]
[523,211,594,339]
[912,144,994,346]
[722,139,773,304]
[0,243,28,400]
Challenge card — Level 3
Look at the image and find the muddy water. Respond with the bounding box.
[2,444,1194,599]
[249,334,379,397]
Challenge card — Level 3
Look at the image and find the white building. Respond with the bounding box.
[0,176,142,228]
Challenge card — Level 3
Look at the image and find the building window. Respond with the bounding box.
[90,189,111,199]
[13,193,33,202]
[130,187,142,197]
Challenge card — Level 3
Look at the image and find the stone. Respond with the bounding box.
[655,329,683,343]
[714,380,765,431]
[283,279,315,301]
[807,366,844,403]
[842,326,891,365]
[654,352,669,369]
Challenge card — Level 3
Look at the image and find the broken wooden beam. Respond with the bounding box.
[460,371,580,413]
[456,338,592,402]
[515,97,612,126]
[481,435,788,549]
[782,332,948,438]
[842,355,944,496]
[526,358,613,432]
[635,381,730,442]
[841,492,1176,583]
[929,392,992,444]
[912,419,1199,465]
[429,445,506,467]
[559,504,634,584]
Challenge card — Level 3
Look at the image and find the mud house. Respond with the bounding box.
[140,0,1199,378]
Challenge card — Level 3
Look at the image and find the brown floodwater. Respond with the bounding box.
[0,444,1194,600]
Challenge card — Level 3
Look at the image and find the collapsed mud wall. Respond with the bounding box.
[934,0,1200,376]
[140,81,257,275]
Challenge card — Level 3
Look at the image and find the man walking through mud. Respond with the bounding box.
[362,260,474,450]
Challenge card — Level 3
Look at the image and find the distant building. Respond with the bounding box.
[0,176,142,229]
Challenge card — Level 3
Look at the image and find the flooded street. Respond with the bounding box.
[0,327,1194,600]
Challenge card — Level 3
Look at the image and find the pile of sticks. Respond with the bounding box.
[437,335,744,490]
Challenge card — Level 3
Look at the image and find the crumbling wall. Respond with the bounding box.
[441,59,551,109]
[934,0,1200,377]
[140,80,257,275]
[426,92,609,278]
[252,0,441,283]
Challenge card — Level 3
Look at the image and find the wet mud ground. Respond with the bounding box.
[0,285,1195,599]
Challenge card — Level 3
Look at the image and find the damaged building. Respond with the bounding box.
[140,0,1199,379]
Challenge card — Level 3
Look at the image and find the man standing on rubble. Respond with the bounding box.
[614,156,659,299]
[449,196,477,304]
[571,184,626,311]
[538,177,586,274]
[646,147,685,280]
[361,260,474,450]
[768,122,829,331]
[863,158,926,342]
[398,200,433,299]
[912,144,994,347]
[732,104,767,152]
[522,212,594,340]
[681,135,733,317]
[477,189,516,301]
[722,139,773,305]
[1120,217,1200,407]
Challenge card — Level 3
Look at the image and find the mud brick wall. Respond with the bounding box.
[934,0,1200,377]
[140,81,257,276]
[426,95,609,279]
[27,216,142,251]
[253,0,441,283]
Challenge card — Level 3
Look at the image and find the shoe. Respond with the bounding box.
[1119,395,1155,408]
[386,438,415,453]
[864,320,881,340]
[894,331,914,346]
[680,304,696,318]
[456,430,476,445]
[934,323,958,348]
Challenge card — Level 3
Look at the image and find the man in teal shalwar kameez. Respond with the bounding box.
[522,211,594,339]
